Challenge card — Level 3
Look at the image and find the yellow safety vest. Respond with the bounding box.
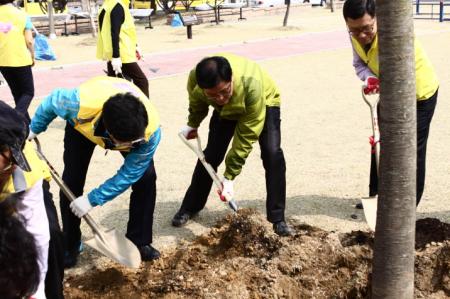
[0,4,32,67]
[351,35,439,101]
[1,141,51,195]
[96,0,137,63]
[74,76,159,150]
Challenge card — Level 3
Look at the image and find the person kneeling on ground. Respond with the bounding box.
[172,53,293,236]
[29,76,162,268]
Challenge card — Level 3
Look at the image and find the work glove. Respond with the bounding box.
[136,46,143,60]
[70,195,93,218]
[111,57,122,76]
[363,76,380,95]
[219,178,234,202]
[180,125,198,139]
[27,129,38,141]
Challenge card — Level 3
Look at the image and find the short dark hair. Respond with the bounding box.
[343,0,376,20]
[0,0,15,5]
[195,56,232,89]
[0,193,40,299]
[102,93,149,142]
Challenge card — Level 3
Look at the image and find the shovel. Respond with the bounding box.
[361,88,380,231]
[178,133,238,212]
[33,138,142,268]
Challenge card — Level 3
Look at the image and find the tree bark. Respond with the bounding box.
[283,1,290,27]
[372,1,417,298]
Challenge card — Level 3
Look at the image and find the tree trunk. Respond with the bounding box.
[372,1,417,298]
[283,1,290,27]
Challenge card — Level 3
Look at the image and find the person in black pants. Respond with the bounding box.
[172,54,293,236]
[97,0,149,97]
[0,0,35,121]
[29,76,162,268]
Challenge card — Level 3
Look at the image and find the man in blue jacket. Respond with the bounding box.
[29,76,161,268]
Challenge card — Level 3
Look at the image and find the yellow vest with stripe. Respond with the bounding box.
[351,35,439,101]
[0,5,32,67]
[96,0,137,63]
[1,141,51,194]
[74,76,159,150]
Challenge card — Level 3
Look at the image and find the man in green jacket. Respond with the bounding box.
[172,53,293,236]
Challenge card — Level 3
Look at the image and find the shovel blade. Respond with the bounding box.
[361,196,377,231]
[85,228,141,268]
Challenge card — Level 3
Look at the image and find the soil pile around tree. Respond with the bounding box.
[64,209,450,298]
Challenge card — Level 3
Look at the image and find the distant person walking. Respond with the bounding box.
[97,0,149,97]
[0,0,35,121]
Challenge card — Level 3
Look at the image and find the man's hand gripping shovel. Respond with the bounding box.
[361,87,380,231]
[178,133,238,212]
[33,138,142,268]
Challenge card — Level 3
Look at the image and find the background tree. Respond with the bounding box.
[283,0,290,27]
[372,0,417,298]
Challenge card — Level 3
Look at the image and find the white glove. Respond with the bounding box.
[180,125,198,140]
[27,130,37,141]
[111,57,122,75]
[136,46,143,60]
[220,178,234,202]
[70,195,93,218]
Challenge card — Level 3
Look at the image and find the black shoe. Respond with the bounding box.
[139,245,161,261]
[355,202,363,209]
[64,243,83,269]
[273,221,294,237]
[171,210,192,227]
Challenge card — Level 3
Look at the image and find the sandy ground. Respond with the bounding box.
[2,5,449,275]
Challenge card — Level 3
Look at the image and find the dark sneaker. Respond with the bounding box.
[139,244,161,261]
[355,202,363,209]
[171,210,192,227]
[273,221,294,237]
[64,242,83,269]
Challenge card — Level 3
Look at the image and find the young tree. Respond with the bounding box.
[283,0,290,27]
[372,0,417,298]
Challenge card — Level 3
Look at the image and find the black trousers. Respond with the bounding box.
[369,89,438,205]
[0,66,34,122]
[60,123,157,252]
[42,181,64,299]
[180,106,286,223]
[107,61,149,98]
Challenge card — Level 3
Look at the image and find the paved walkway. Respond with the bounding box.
[0,29,349,102]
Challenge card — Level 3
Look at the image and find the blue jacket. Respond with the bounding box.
[30,77,161,206]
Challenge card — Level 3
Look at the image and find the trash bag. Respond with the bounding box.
[34,33,57,61]
[171,13,183,27]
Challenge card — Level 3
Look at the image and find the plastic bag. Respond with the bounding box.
[34,33,57,61]
[171,14,183,27]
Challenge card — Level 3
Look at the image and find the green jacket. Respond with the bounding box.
[187,53,281,180]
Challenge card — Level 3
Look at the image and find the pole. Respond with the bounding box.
[48,0,57,39]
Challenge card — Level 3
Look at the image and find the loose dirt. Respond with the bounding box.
[64,210,450,298]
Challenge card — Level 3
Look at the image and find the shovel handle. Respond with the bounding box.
[362,87,380,175]
[178,133,238,212]
[33,138,109,242]
[178,133,222,190]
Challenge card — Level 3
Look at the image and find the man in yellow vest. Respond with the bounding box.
[343,0,439,205]
[0,0,35,121]
[0,101,51,299]
[29,76,162,268]
[96,0,149,97]
[172,53,293,236]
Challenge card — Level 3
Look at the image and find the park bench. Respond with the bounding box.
[130,8,154,29]
[217,3,246,22]
[174,11,202,39]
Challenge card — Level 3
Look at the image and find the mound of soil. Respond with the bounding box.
[64,210,450,298]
